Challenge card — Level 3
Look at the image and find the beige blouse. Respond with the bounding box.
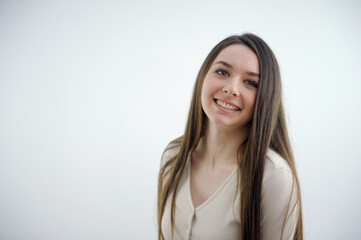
[160,146,299,240]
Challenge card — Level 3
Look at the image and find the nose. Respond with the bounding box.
[223,78,241,97]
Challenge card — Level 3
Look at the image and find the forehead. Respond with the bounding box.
[213,44,260,73]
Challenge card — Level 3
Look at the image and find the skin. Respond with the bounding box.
[190,44,260,208]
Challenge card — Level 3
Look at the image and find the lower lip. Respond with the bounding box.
[213,99,240,113]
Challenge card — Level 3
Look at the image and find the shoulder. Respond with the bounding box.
[159,140,181,190]
[265,149,292,174]
[263,149,293,184]
[160,140,181,168]
[262,148,296,210]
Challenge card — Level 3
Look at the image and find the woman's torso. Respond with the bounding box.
[160,146,297,240]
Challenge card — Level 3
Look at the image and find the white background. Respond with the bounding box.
[0,1,360,239]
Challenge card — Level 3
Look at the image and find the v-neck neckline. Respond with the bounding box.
[187,154,238,212]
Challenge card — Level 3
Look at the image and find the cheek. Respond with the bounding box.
[201,81,217,114]
[202,78,220,96]
[201,80,212,101]
[244,92,257,111]
[200,84,207,111]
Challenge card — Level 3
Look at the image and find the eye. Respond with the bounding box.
[244,80,258,88]
[215,68,229,77]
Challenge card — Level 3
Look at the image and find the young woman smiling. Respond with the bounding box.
[157,34,303,240]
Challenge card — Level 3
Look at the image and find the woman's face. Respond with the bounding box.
[201,44,260,130]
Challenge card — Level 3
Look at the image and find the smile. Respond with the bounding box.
[215,99,240,111]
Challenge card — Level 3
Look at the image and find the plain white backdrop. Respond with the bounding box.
[0,0,360,239]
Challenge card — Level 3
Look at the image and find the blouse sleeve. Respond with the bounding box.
[261,166,299,240]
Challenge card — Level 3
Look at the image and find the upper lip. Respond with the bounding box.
[215,98,241,109]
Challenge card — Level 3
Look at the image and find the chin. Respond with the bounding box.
[211,118,241,129]
[210,116,252,130]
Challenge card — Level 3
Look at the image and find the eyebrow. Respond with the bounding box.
[214,60,260,78]
[215,60,233,69]
[246,71,261,78]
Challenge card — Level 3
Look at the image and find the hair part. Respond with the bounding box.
[157,33,303,240]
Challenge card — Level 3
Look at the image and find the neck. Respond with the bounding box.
[194,121,250,168]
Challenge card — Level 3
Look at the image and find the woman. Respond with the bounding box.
[157,33,303,240]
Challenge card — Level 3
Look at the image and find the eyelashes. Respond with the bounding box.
[215,68,230,77]
[244,80,258,88]
[214,68,259,89]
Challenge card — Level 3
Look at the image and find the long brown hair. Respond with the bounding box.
[157,33,303,240]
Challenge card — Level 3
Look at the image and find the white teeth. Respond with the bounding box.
[216,100,240,111]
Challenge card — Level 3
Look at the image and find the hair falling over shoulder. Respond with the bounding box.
[157,33,303,240]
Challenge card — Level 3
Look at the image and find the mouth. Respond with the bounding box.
[214,99,241,111]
